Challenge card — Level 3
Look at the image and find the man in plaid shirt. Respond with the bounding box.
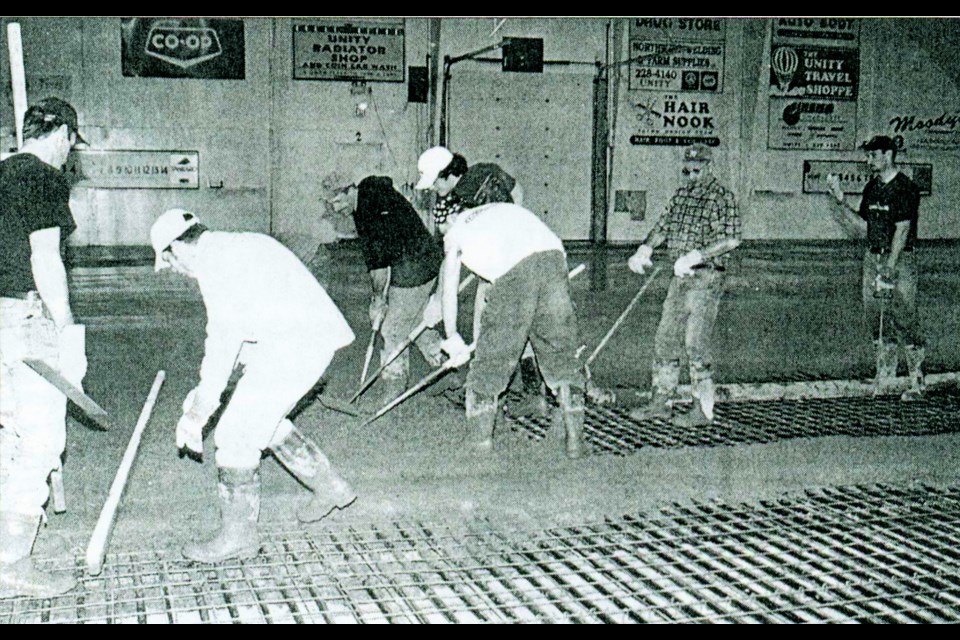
[627,144,742,426]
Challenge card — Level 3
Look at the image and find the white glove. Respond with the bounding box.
[422,294,442,327]
[175,411,204,455]
[627,245,654,274]
[825,173,844,202]
[369,295,388,328]
[440,333,472,368]
[673,250,704,278]
[58,324,87,388]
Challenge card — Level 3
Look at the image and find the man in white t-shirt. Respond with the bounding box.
[436,202,587,458]
[150,209,358,564]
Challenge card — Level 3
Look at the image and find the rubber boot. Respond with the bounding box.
[874,340,899,396]
[182,466,262,563]
[558,385,587,459]
[672,398,712,428]
[0,512,77,599]
[900,345,926,402]
[464,389,498,453]
[271,427,357,523]
[629,360,679,421]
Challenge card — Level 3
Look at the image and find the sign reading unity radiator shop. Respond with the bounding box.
[121,18,245,79]
[292,19,405,82]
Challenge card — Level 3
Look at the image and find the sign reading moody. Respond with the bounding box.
[293,19,405,82]
[121,18,245,79]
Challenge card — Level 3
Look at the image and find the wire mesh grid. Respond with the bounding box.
[505,386,960,455]
[2,483,959,623]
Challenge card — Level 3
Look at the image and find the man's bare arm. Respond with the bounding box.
[30,227,73,329]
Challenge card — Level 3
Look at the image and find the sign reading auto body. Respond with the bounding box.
[768,19,859,150]
[628,18,725,147]
[293,19,405,82]
[121,18,245,79]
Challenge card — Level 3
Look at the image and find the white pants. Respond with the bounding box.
[0,298,66,517]
[213,339,336,469]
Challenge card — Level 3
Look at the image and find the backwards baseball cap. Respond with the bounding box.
[24,97,87,145]
[415,146,454,190]
[151,208,200,271]
[860,135,897,152]
[682,144,712,163]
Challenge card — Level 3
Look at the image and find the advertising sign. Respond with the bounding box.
[629,94,720,146]
[768,98,857,150]
[66,150,200,189]
[802,159,932,196]
[629,18,725,93]
[121,18,245,79]
[292,19,405,82]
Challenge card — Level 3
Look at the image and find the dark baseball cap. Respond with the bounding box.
[28,97,87,145]
[860,135,897,152]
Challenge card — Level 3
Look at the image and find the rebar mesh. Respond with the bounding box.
[3,483,959,623]
[506,386,960,455]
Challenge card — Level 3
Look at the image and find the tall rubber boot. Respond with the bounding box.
[901,345,926,402]
[629,360,679,421]
[0,512,76,599]
[874,340,899,395]
[182,466,261,563]
[675,367,714,427]
[558,385,587,459]
[271,425,357,523]
[464,389,498,453]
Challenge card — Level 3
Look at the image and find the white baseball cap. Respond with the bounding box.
[415,146,454,190]
[151,208,200,271]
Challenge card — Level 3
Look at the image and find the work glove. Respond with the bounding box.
[627,245,654,274]
[422,294,442,327]
[673,249,704,278]
[175,411,204,455]
[440,333,472,369]
[58,324,88,388]
[874,265,896,295]
[369,295,388,328]
[825,173,844,203]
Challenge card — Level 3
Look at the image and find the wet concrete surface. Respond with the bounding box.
[30,241,960,561]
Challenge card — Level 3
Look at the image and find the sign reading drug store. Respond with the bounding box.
[293,19,405,82]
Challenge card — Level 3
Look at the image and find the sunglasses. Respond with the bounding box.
[682,167,703,176]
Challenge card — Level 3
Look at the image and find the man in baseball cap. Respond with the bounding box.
[627,143,741,427]
[149,208,358,562]
[826,134,925,400]
[0,95,86,598]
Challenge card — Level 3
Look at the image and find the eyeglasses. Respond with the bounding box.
[682,167,703,176]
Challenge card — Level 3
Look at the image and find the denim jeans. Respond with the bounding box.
[861,250,922,347]
[651,268,725,395]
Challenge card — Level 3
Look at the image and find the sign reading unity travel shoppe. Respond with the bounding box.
[292,19,405,82]
[121,18,245,79]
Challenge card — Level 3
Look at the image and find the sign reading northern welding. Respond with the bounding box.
[65,150,200,190]
[802,160,932,196]
[292,19,405,82]
[121,18,245,79]
[629,18,725,93]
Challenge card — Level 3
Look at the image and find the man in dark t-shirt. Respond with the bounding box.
[826,135,925,400]
[0,97,86,598]
[323,172,444,401]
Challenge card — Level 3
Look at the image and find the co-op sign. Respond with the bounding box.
[145,25,222,68]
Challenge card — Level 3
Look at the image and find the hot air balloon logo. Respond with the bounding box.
[772,46,799,94]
